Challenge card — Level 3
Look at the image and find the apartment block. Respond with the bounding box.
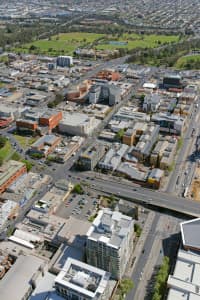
[56,56,73,67]
[86,209,134,279]
[160,138,177,170]
[89,83,121,106]
[98,143,129,171]
[143,93,161,113]
[123,122,147,146]
[130,124,160,161]
[152,113,185,135]
[150,139,169,166]
[123,128,135,146]
[77,143,107,171]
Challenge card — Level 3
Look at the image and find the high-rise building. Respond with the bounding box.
[57,56,73,67]
[86,209,134,279]
[163,74,182,89]
[88,83,121,106]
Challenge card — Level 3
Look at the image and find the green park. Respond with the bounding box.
[14,32,179,56]
[175,54,200,69]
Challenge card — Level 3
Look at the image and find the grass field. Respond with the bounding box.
[0,141,13,161]
[13,134,37,149]
[15,32,105,56]
[175,54,200,69]
[96,33,179,50]
[14,32,179,56]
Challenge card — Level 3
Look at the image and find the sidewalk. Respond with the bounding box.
[125,210,155,277]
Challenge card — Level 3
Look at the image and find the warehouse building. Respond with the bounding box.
[59,112,100,136]
[167,249,200,300]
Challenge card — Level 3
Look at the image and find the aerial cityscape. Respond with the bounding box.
[0,0,199,300]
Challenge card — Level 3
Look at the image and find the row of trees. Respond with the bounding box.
[178,57,200,70]
[0,22,54,49]
[118,278,134,300]
[152,256,170,300]
[127,37,200,68]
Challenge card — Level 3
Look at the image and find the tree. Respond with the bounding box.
[47,101,55,108]
[134,223,142,237]
[115,128,125,141]
[118,278,134,299]
[55,93,63,103]
[21,159,33,172]
[151,256,170,300]
[0,157,3,166]
[29,45,37,51]
[0,136,7,148]
[73,184,84,195]
[30,152,44,159]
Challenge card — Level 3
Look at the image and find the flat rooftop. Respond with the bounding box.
[30,272,64,300]
[87,209,133,249]
[181,218,200,250]
[31,134,59,148]
[167,249,200,300]
[55,258,110,298]
[0,160,25,188]
[0,255,44,300]
[60,112,92,126]
[57,216,91,245]
[40,109,60,119]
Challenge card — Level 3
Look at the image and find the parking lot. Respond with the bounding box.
[56,192,99,221]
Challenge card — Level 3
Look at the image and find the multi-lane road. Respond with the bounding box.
[167,98,200,194]
[69,172,200,217]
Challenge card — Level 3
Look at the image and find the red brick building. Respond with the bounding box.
[0,118,13,128]
[30,134,61,157]
[16,110,62,134]
[39,111,63,131]
[0,160,26,194]
[16,120,38,132]
[96,70,121,81]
